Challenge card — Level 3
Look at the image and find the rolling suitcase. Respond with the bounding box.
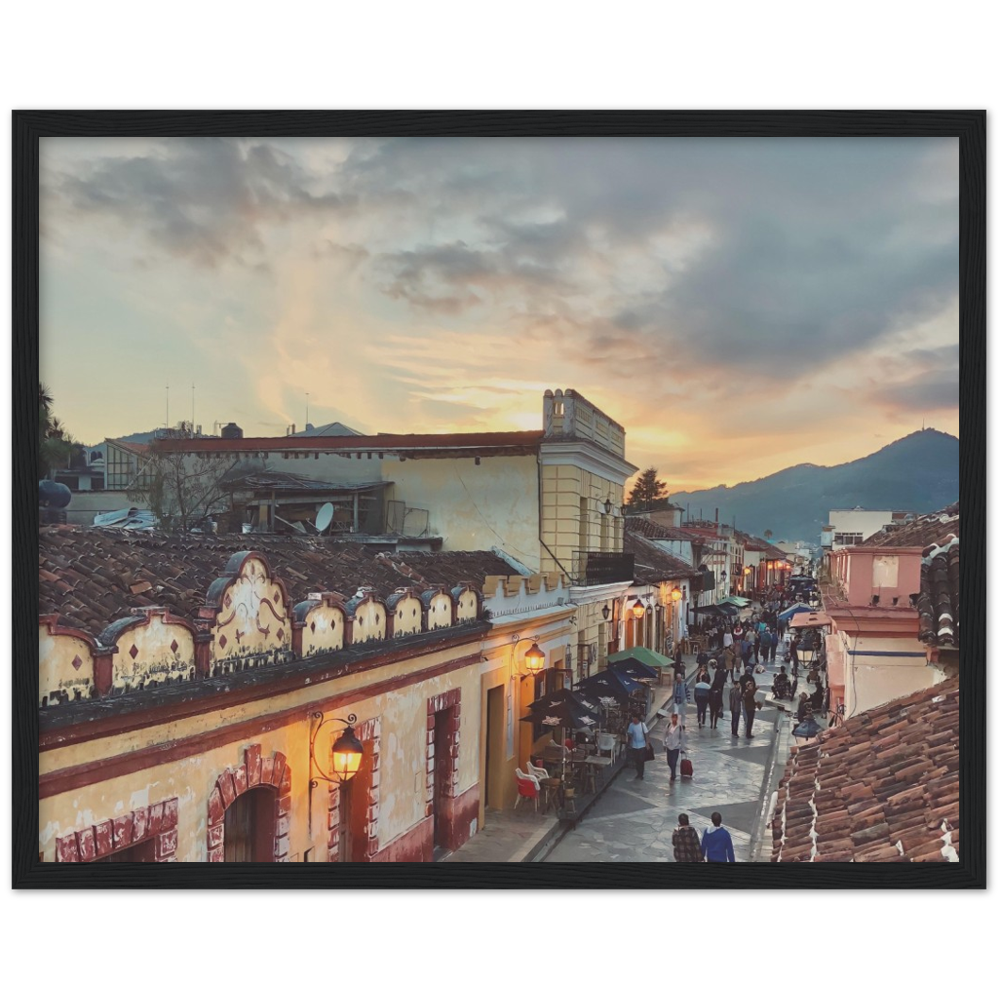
[680,754,694,778]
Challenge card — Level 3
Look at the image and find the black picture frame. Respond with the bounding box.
[13,110,985,889]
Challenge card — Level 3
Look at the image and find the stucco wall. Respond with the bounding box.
[840,635,944,717]
[39,642,484,862]
[540,464,622,574]
[384,454,540,566]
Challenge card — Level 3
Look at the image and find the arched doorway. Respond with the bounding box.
[223,785,277,862]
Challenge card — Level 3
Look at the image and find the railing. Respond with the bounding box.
[571,551,635,586]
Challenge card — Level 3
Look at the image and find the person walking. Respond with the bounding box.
[758,628,770,665]
[626,712,650,781]
[729,680,743,737]
[701,812,736,862]
[742,673,758,738]
[673,669,689,719]
[741,635,753,673]
[711,658,729,693]
[662,711,685,781]
[790,635,800,675]
[672,814,703,862]
[694,672,711,728]
[753,629,762,664]
[723,643,737,681]
[708,682,724,730]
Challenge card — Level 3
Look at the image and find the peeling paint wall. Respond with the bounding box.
[302,604,345,656]
[392,595,423,637]
[112,615,195,692]
[384,454,540,567]
[40,641,485,862]
[39,627,95,706]
[213,557,291,665]
[352,597,387,643]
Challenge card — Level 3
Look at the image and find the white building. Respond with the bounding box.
[827,508,914,550]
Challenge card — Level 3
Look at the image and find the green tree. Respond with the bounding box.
[625,467,668,509]
[38,383,77,478]
[764,529,773,540]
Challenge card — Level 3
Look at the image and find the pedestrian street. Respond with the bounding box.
[542,665,781,863]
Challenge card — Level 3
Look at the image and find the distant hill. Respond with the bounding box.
[670,429,959,544]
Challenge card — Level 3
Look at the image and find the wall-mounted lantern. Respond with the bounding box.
[670,586,682,602]
[309,712,364,787]
[601,603,611,620]
[631,598,645,619]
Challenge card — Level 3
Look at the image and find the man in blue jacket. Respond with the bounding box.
[701,812,736,862]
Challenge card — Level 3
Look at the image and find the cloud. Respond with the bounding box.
[47,138,350,268]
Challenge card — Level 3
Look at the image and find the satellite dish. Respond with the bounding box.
[315,502,334,535]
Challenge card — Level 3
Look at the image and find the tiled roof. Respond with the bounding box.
[863,503,960,648]
[864,502,959,547]
[154,430,545,455]
[623,528,698,584]
[917,535,960,648]
[39,526,514,636]
[771,677,959,862]
[625,515,699,541]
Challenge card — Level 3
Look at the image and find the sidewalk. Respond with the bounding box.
[543,665,781,863]
[443,672,676,863]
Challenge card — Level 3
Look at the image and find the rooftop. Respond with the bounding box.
[771,677,959,862]
[623,526,698,585]
[39,525,519,636]
[864,502,959,547]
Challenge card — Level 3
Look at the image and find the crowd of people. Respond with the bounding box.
[660,591,829,861]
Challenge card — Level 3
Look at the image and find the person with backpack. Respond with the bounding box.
[673,669,689,719]
[693,668,712,728]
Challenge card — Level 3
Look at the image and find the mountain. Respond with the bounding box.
[669,429,959,544]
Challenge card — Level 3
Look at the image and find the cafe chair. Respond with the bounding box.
[526,760,550,783]
[514,769,540,812]
[596,732,618,764]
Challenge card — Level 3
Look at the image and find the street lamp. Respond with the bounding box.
[603,496,613,515]
[670,586,682,602]
[309,712,364,787]
[601,603,612,620]
[631,598,645,619]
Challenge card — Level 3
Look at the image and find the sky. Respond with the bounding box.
[39,136,959,492]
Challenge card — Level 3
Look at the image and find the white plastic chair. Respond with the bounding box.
[526,760,551,782]
[596,732,618,764]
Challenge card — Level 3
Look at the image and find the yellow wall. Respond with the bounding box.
[112,615,195,690]
[39,627,94,706]
[539,464,622,575]
[302,603,346,656]
[39,639,485,862]
[383,454,540,567]
[392,595,424,637]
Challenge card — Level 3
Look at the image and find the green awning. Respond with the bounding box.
[719,595,751,607]
[608,646,673,668]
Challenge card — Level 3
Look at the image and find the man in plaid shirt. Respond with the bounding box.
[672,814,703,862]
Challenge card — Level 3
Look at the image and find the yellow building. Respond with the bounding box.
[38,529,544,862]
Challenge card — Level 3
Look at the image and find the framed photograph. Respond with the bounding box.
[14,111,984,888]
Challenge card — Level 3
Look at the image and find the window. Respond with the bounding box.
[834,532,864,546]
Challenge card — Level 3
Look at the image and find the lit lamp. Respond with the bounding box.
[670,586,682,602]
[631,598,645,619]
[309,712,364,787]
[523,641,545,676]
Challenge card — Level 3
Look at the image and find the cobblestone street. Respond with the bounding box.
[543,663,782,862]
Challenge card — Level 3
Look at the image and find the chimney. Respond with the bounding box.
[715,508,719,524]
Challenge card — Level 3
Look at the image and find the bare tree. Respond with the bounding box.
[128,445,238,532]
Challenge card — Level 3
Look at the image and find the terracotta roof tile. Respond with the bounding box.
[771,677,959,863]
[622,525,698,584]
[39,526,515,638]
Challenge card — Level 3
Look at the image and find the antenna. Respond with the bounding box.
[165,385,169,428]
[192,384,195,429]
[306,392,310,427]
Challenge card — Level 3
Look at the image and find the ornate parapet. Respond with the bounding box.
[98,607,199,695]
[294,592,348,657]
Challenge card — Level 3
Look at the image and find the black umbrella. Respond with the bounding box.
[577,666,641,700]
[527,688,601,716]
[520,698,599,730]
[611,656,658,680]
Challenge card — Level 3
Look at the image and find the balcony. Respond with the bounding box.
[572,550,635,586]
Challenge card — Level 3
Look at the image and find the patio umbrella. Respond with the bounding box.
[610,657,658,680]
[520,699,599,730]
[690,603,739,616]
[778,602,813,621]
[526,688,602,716]
[576,665,641,700]
[608,647,671,672]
